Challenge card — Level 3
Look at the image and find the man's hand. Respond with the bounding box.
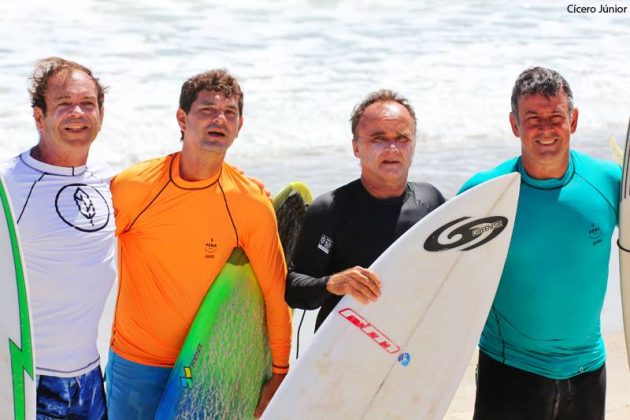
[326,266,382,304]
[254,372,286,418]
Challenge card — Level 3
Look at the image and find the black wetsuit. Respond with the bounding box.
[285,179,445,330]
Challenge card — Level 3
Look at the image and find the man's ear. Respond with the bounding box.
[33,107,44,132]
[99,106,105,128]
[176,108,187,132]
[509,112,520,138]
[352,140,360,158]
[570,107,579,134]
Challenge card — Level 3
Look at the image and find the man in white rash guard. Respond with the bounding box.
[1,57,114,419]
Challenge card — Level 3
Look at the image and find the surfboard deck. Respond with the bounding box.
[617,117,630,369]
[0,174,36,420]
[155,182,312,419]
[262,173,520,420]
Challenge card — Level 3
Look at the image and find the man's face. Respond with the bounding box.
[177,90,243,155]
[34,70,103,149]
[510,91,578,178]
[353,101,415,186]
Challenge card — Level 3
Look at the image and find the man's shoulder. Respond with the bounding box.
[219,164,277,222]
[1,153,40,190]
[572,149,621,180]
[308,179,359,213]
[86,160,116,180]
[571,149,621,208]
[221,163,268,201]
[458,157,519,194]
[110,154,173,219]
[112,154,172,190]
[407,181,445,204]
[0,154,22,178]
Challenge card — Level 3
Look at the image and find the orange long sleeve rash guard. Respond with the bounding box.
[110,153,291,373]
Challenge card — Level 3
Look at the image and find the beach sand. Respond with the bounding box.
[444,333,630,419]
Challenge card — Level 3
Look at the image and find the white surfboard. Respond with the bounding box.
[617,116,630,368]
[0,174,36,420]
[263,172,520,420]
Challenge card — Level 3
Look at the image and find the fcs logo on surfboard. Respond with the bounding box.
[423,216,508,252]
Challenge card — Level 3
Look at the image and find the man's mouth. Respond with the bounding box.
[208,130,226,138]
[64,124,89,132]
[536,138,558,146]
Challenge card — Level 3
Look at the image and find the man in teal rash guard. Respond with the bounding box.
[460,67,620,420]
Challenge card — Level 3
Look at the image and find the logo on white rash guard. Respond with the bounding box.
[55,183,110,232]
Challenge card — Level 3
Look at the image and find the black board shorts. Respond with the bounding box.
[473,351,605,420]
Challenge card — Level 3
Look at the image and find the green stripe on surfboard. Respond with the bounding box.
[155,182,312,419]
[0,177,34,420]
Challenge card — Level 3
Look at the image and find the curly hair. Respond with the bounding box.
[179,69,243,115]
[29,57,106,114]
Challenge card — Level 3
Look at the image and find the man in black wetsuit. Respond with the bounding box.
[285,89,445,331]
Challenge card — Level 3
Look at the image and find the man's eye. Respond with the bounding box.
[550,116,564,124]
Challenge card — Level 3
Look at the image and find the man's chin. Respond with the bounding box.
[200,142,230,153]
[379,171,408,183]
[61,135,97,146]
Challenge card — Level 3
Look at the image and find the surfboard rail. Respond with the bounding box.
[617,116,630,369]
[0,174,35,420]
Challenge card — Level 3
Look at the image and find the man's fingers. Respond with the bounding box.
[352,270,381,298]
[326,267,382,301]
[358,268,382,289]
[348,276,379,302]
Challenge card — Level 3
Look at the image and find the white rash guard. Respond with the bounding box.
[1,150,116,377]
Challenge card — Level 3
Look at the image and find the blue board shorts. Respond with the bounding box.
[36,365,106,419]
[105,350,171,420]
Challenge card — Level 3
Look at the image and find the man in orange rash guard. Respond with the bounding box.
[105,69,291,419]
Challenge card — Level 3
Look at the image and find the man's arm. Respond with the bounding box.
[286,196,382,308]
[285,196,336,309]
[243,195,292,417]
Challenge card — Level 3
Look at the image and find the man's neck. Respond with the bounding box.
[31,143,89,167]
[178,148,224,182]
[360,176,407,199]
[521,157,569,180]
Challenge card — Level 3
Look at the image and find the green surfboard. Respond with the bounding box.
[155,182,312,419]
[0,174,35,419]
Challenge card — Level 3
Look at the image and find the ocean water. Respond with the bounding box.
[1,0,628,361]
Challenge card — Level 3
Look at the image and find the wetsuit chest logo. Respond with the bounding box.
[423,216,508,252]
[318,234,333,254]
[55,183,110,232]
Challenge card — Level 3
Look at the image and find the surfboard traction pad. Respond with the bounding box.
[155,182,311,419]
